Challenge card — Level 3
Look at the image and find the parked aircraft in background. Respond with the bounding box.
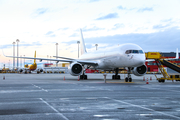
[5,29,147,82]
[19,51,43,74]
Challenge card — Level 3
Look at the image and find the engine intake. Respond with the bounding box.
[19,69,23,72]
[68,62,83,76]
[132,65,147,76]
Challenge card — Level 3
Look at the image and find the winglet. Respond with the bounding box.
[176,48,179,59]
[80,29,87,55]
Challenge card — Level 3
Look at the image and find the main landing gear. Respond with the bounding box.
[112,68,121,80]
[80,72,87,79]
[125,67,132,82]
[80,65,87,80]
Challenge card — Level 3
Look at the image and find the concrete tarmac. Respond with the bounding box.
[0,73,180,120]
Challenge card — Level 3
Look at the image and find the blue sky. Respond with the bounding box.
[0,0,180,67]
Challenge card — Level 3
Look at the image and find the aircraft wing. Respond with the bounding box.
[53,56,75,60]
[5,55,98,66]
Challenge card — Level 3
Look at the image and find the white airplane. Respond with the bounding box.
[5,29,147,82]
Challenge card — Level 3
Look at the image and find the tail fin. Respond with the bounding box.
[176,48,179,59]
[80,29,87,55]
[34,51,36,64]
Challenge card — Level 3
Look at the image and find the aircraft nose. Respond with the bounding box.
[134,55,146,66]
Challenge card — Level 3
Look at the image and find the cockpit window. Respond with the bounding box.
[125,50,144,54]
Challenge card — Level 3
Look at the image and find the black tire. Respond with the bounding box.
[125,77,128,82]
[84,75,87,79]
[112,75,115,79]
[118,75,120,80]
[129,78,132,82]
[80,75,83,79]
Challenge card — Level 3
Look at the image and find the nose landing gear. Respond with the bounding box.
[125,67,132,82]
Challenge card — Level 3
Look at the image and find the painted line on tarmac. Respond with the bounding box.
[39,98,69,120]
[32,84,48,92]
[104,97,180,119]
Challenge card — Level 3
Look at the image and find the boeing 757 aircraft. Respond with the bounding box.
[5,29,147,82]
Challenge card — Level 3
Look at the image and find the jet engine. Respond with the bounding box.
[39,68,43,72]
[132,65,147,76]
[19,69,23,72]
[68,62,83,76]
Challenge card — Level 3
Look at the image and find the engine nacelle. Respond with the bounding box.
[132,65,147,76]
[68,62,83,76]
[19,69,23,72]
[39,69,43,72]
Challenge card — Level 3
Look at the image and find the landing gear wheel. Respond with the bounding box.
[117,75,120,80]
[129,78,132,82]
[125,77,128,82]
[112,75,115,79]
[112,68,121,80]
[80,75,88,80]
[84,75,87,79]
[80,75,83,79]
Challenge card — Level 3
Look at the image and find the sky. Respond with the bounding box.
[0,0,180,68]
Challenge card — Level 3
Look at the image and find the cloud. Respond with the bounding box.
[96,13,119,20]
[69,33,79,37]
[161,18,172,22]
[82,27,180,52]
[117,5,126,10]
[82,26,105,31]
[112,23,125,30]
[45,31,56,37]
[153,24,170,29]
[58,27,69,30]
[45,31,53,35]
[36,8,48,15]
[89,0,100,2]
[0,42,43,49]
[137,7,153,12]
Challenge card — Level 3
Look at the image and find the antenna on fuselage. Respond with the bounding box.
[80,29,87,55]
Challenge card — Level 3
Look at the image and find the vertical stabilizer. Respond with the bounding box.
[176,48,179,59]
[34,51,36,64]
[80,29,87,55]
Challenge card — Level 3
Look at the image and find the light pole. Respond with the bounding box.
[24,55,25,67]
[77,41,80,58]
[16,39,20,69]
[20,55,22,67]
[47,55,49,64]
[12,42,15,70]
[9,60,10,69]
[55,43,58,66]
[95,44,98,50]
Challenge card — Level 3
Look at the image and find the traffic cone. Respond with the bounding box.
[150,76,152,80]
[146,78,149,84]
[78,76,80,81]
[63,76,65,80]
[3,76,5,80]
[143,77,145,81]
